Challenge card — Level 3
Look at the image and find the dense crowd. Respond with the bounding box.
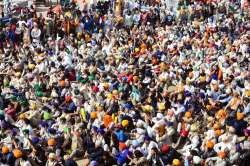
[0,0,250,165]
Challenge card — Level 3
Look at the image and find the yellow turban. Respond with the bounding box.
[121,120,129,127]
[143,105,153,112]
[185,111,192,118]
[236,112,244,120]
[158,103,165,111]
[90,112,97,119]
[107,93,113,100]
[28,64,36,70]
[172,159,180,166]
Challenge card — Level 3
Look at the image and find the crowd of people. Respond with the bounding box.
[0,0,250,165]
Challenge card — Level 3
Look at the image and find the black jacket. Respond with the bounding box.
[149,154,164,166]
[89,147,104,162]
[161,147,181,165]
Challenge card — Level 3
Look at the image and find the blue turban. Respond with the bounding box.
[40,121,49,128]
[31,137,40,144]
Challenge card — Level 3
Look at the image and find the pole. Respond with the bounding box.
[3,0,10,17]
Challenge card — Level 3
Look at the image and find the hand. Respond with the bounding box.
[83,153,88,158]
[32,148,37,155]
[145,115,150,124]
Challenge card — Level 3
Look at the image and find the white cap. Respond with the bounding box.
[193,156,202,164]
[219,84,225,89]
[211,79,217,84]
[226,88,231,94]
[49,153,56,159]
[137,128,146,135]
[136,120,145,128]
[157,113,164,119]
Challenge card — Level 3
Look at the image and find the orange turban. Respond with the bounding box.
[103,114,112,128]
